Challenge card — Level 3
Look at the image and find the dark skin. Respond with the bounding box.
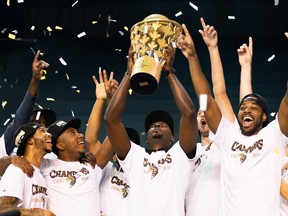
[104,45,197,160]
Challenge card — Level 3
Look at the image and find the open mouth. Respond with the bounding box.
[243,116,253,127]
[201,119,206,126]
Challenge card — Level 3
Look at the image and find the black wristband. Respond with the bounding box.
[164,68,176,77]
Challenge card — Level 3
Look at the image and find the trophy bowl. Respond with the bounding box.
[130,14,182,94]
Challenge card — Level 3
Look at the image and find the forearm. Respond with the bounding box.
[281,179,288,201]
[187,55,212,99]
[85,99,105,153]
[239,63,252,101]
[4,92,36,155]
[27,77,40,97]
[95,136,114,169]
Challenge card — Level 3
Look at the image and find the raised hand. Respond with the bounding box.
[32,50,49,81]
[177,23,197,59]
[93,70,108,101]
[198,17,218,48]
[163,44,176,72]
[237,37,253,67]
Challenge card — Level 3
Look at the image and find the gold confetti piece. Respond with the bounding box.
[274,148,280,154]
[7,0,10,6]
[66,73,70,80]
[8,33,16,40]
[46,98,55,101]
[92,21,98,24]
[43,70,47,75]
[2,101,7,108]
[128,89,133,95]
[115,49,122,52]
[41,76,46,80]
[76,90,80,93]
[47,26,53,32]
[55,26,63,30]
[124,26,129,31]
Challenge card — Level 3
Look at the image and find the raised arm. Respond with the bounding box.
[178,23,221,134]
[85,70,113,154]
[238,37,253,101]
[3,50,49,155]
[278,81,288,137]
[104,47,134,160]
[199,17,235,123]
[163,46,197,158]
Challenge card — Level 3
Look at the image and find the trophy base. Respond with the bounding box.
[130,56,162,95]
[130,72,158,95]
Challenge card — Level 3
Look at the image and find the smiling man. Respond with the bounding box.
[0,122,55,215]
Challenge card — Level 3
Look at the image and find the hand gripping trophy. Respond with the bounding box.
[130,14,182,94]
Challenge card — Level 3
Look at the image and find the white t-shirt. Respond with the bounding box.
[281,156,288,216]
[185,142,222,216]
[100,161,130,216]
[0,135,7,159]
[41,159,102,216]
[215,117,288,216]
[0,164,48,209]
[118,142,193,216]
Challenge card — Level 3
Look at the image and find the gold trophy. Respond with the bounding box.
[130,14,182,94]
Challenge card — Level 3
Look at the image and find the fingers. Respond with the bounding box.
[98,69,104,83]
[33,50,41,64]
[108,71,114,81]
[92,75,99,85]
[200,17,206,29]
[248,37,253,54]
[181,23,191,38]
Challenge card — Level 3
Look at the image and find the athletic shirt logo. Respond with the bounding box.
[143,154,172,178]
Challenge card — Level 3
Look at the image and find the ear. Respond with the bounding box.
[56,142,65,151]
[26,137,34,146]
[170,136,175,144]
[262,113,267,122]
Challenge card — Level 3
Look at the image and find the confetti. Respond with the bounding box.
[268,54,275,62]
[115,49,122,52]
[47,26,53,32]
[12,30,18,34]
[270,112,276,117]
[30,47,36,54]
[41,76,46,80]
[11,114,15,118]
[17,0,24,3]
[71,85,77,89]
[118,31,124,36]
[1,28,7,33]
[175,11,182,17]
[71,111,75,117]
[189,2,199,11]
[76,90,80,93]
[66,73,70,80]
[77,32,86,38]
[46,98,55,101]
[128,89,133,95]
[59,57,67,65]
[7,0,10,6]
[72,0,78,7]
[199,94,207,111]
[92,21,98,24]
[31,26,35,31]
[35,111,41,121]
[228,16,236,19]
[8,33,16,40]
[2,101,7,108]
[3,118,11,126]
[55,26,63,30]
[124,26,129,31]
[274,0,279,6]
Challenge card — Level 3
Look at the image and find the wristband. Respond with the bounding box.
[164,68,176,77]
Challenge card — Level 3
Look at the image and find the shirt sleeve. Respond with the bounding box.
[4,92,36,155]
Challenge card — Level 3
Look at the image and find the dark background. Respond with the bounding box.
[0,0,287,146]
